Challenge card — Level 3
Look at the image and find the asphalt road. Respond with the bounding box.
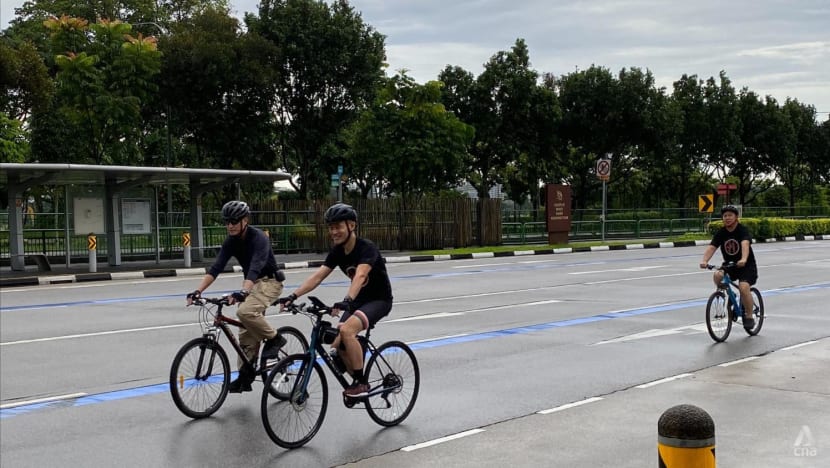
[1,241,828,467]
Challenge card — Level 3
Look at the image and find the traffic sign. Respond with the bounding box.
[716,183,737,195]
[698,194,714,213]
[87,234,97,251]
[182,232,191,247]
[596,159,611,181]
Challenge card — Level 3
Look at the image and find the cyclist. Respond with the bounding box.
[699,204,758,330]
[280,203,393,398]
[186,200,286,393]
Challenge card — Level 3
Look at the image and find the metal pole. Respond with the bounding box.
[602,180,607,242]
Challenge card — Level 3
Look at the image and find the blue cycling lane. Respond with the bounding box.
[3,281,828,419]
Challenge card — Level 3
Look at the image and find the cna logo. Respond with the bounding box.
[793,425,817,457]
[723,238,740,256]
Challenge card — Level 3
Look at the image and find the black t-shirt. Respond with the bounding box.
[208,226,278,282]
[710,223,756,268]
[324,237,393,304]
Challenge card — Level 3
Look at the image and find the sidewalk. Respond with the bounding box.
[342,337,830,467]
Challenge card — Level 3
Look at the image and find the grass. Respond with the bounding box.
[418,233,711,256]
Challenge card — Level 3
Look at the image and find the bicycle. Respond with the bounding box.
[169,295,309,419]
[261,296,420,449]
[704,262,765,342]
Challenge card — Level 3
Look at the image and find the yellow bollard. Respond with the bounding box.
[87,233,97,273]
[182,232,191,267]
[658,404,715,467]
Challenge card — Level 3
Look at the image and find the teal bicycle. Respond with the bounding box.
[704,262,765,342]
[261,296,420,449]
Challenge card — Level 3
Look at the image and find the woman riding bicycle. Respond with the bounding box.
[699,204,758,330]
[280,203,393,398]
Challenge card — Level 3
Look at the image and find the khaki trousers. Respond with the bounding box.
[237,278,283,368]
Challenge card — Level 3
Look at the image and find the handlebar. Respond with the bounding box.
[190,296,231,307]
[704,261,737,271]
[272,295,333,317]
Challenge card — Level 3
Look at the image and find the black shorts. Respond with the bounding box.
[730,264,758,286]
[339,300,392,330]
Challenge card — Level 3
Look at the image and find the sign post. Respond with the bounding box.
[596,158,611,241]
[716,183,737,204]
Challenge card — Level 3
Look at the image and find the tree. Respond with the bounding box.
[554,65,619,209]
[344,72,473,197]
[778,99,820,211]
[247,0,386,199]
[38,16,161,164]
[157,7,279,181]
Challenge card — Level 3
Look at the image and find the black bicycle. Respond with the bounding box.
[170,295,308,419]
[704,262,765,342]
[261,296,420,449]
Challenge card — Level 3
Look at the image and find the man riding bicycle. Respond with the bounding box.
[699,204,758,330]
[186,200,286,393]
[280,203,393,398]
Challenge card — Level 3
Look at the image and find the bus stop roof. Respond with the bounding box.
[0,163,291,187]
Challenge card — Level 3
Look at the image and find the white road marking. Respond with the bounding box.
[0,392,87,409]
[780,340,818,351]
[538,397,604,414]
[1,323,198,346]
[569,265,665,275]
[386,300,561,323]
[718,356,760,367]
[594,324,707,345]
[636,373,693,388]
[400,429,485,452]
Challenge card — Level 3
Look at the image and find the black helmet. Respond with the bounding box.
[721,204,739,215]
[324,203,357,224]
[222,200,250,223]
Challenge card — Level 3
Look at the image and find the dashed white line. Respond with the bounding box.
[781,340,818,351]
[1,392,87,409]
[718,356,760,367]
[400,429,485,452]
[636,373,693,388]
[537,397,604,414]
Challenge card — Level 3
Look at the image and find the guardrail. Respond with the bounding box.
[503,218,706,244]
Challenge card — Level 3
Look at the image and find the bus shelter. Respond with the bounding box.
[1,163,290,271]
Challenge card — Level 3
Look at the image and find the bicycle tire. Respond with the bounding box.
[705,291,732,343]
[170,337,230,418]
[744,288,765,336]
[364,340,420,427]
[262,326,309,399]
[261,353,328,449]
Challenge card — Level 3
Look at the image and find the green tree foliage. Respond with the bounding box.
[37,16,161,164]
[0,113,28,162]
[440,39,550,200]
[247,0,386,199]
[157,7,278,177]
[344,72,474,198]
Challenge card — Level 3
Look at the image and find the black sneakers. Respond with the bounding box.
[229,366,255,393]
[743,317,756,330]
[261,333,287,360]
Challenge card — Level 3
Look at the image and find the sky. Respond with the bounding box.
[3,0,829,116]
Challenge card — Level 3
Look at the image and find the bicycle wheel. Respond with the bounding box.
[261,353,328,449]
[744,288,765,336]
[364,340,420,427]
[705,291,732,343]
[262,326,309,399]
[170,337,230,418]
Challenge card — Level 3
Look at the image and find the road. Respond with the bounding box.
[1,241,829,467]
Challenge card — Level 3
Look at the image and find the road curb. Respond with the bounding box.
[1,235,827,287]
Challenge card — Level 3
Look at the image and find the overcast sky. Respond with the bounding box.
[3,0,829,115]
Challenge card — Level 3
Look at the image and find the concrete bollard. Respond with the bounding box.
[658,404,715,467]
[182,232,191,268]
[87,233,97,273]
